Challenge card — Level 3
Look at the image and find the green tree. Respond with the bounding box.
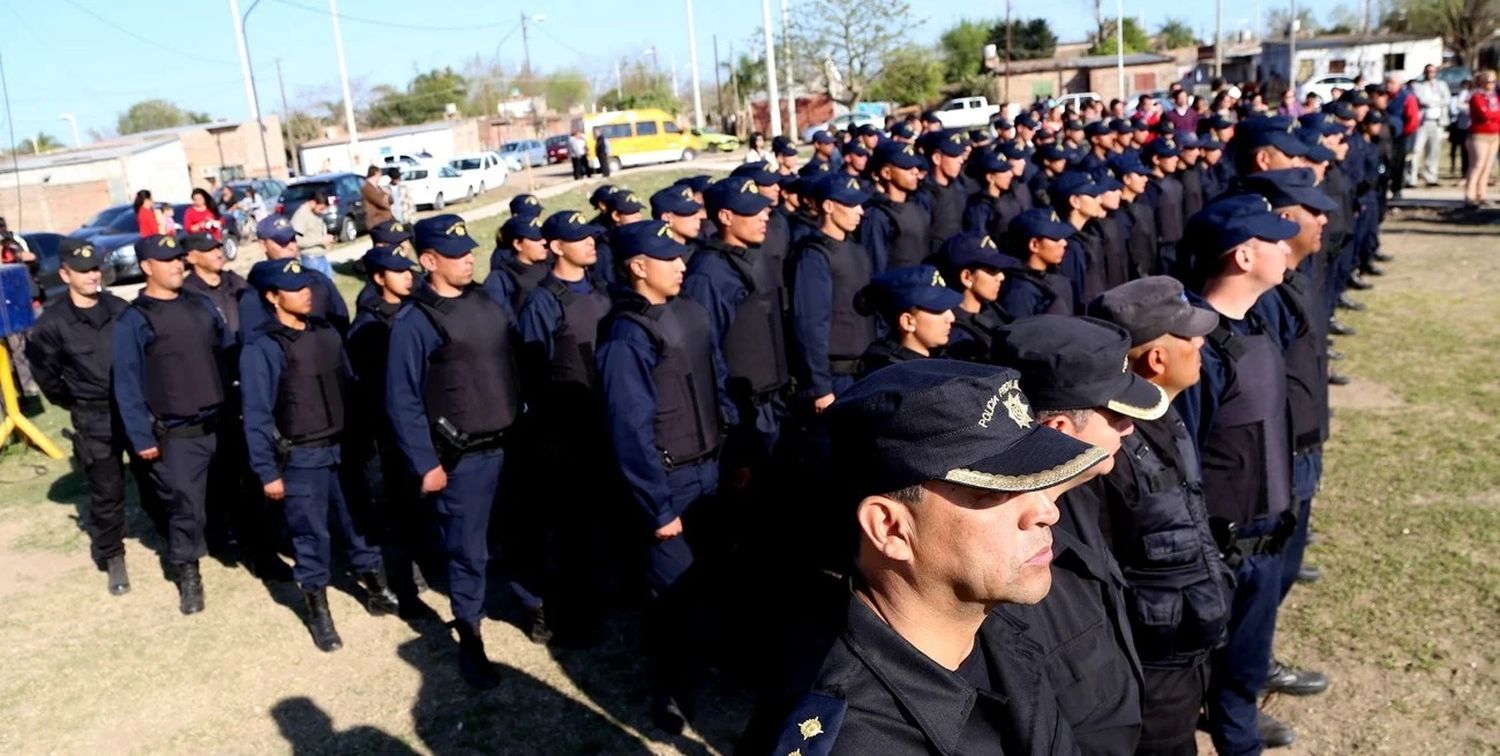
[939,19,994,81]
[1089,17,1152,55]
[598,63,679,113]
[1323,2,1364,34]
[1388,0,1500,68]
[116,99,212,135]
[542,69,591,111]
[994,18,1059,61]
[789,0,920,107]
[8,133,63,155]
[1155,18,1198,49]
[1266,6,1322,38]
[367,67,469,127]
[867,46,945,106]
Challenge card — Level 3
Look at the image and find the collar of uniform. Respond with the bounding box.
[840,589,983,754]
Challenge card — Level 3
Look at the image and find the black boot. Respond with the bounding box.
[1328,318,1357,337]
[1258,712,1296,748]
[527,604,554,645]
[453,620,500,690]
[1266,659,1330,696]
[302,587,343,652]
[175,560,204,615]
[1336,294,1366,312]
[1329,371,1352,386]
[358,569,401,616]
[105,555,130,596]
[1297,565,1323,583]
[1347,272,1374,290]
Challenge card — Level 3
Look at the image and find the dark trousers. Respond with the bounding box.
[207,415,276,557]
[69,408,126,565]
[598,154,612,177]
[1137,660,1212,756]
[282,461,382,589]
[1206,544,1284,756]
[148,430,217,565]
[431,448,504,624]
[366,437,430,598]
[1451,126,1471,177]
[1280,448,1322,602]
[644,458,720,700]
[1388,134,1410,198]
[570,156,587,180]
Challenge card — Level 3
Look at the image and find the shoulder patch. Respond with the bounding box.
[772,691,847,756]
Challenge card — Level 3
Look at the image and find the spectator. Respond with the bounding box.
[157,203,178,236]
[1385,75,1417,199]
[1410,64,1452,187]
[361,165,394,227]
[1163,89,1199,134]
[744,132,772,164]
[183,188,222,241]
[216,186,243,239]
[1464,70,1499,207]
[567,128,589,180]
[1450,78,1473,179]
[292,191,336,276]
[133,189,159,236]
[1277,88,1302,118]
[389,171,414,223]
[594,127,612,178]
[242,186,268,224]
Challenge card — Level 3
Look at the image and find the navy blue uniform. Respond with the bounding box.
[482,249,549,322]
[999,268,1075,318]
[238,266,349,336]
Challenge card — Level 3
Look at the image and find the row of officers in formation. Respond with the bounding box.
[25,94,1392,756]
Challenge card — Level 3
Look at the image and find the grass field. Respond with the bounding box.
[0,199,1496,755]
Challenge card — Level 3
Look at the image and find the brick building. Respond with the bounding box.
[990,53,1181,104]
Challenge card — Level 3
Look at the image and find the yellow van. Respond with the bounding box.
[581,108,699,172]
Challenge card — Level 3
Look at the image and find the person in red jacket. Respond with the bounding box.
[133,190,159,236]
[1464,70,1500,207]
[182,188,222,241]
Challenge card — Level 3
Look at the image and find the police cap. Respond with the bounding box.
[650,184,703,218]
[1232,115,1309,157]
[1142,138,1181,160]
[606,190,645,215]
[541,210,603,242]
[58,237,102,271]
[1009,208,1077,241]
[509,194,543,218]
[614,219,688,261]
[1237,167,1338,212]
[361,244,416,274]
[1322,101,1358,121]
[247,258,314,292]
[1182,194,1299,262]
[256,215,297,246]
[1086,275,1220,347]
[936,231,1015,274]
[1084,121,1112,138]
[704,178,774,217]
[180,233,220,252]
[855,265,964,316]
[991,315,1169,420]
[811,130,836,145]
[500,214,544,243]
[368,219,413,245]
[137,234,186,261]
[1109,153,1151,178]
[413,213,478,257]
[806,173,872,207]
[871,140,925,171]
[730,161,782,186]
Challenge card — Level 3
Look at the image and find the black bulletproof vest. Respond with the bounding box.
[134,294,224,419]
[498,253,550,307]
[614,296,723,466]
[1077,221,1111,305]
[1152,175,1185,243]
[1110,411,1234,664]
[1098,212,1130,291]
[870,194,931,270]
[1202,320,1292,526]
[268,322,345,444]
[183,271,248,335]
[804,235,878,360]
[1181,165,1206,219]
[1279,273,1330,450]
[924,177,967,253]
[539,276,611,390]
[1125,198,1159,278]
[712,243,791,395]
[762,211,791,312]
[410,284,520,436]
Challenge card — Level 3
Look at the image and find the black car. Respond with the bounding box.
[277,173,366,242]
[19,232,70,301]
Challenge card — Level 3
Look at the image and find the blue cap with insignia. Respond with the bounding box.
[1236,167,1339,212]
[937,231,1016,273]
[247,257,315,292]
[58,237,102,271]
[806,173,872,206]
[368,219,413,245]
[606,190,645,215]
[589,185,620,207]
[1109,153,1151,177]
[1182,194,1300,264]
[501,214,544,243]
[811,130,836,145]
[509,194,543,218]
[256,215,297,246]
[360,245,415,274]
[413,213,478,257]
[1009,208,1077,241]
[731,161,782,186]
[871,140,924,171]
[704,178,774,217]
[650,184,703,218]
[541,210,603,242]
[993,315,1168,419]
[614,219,688,261]
[856,265,964,316]
[1233,115,1309,157]
[137,234,186,261]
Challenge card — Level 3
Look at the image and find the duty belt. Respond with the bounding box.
[71,399,112,414]
[829,358,863,376]
[152,414,217,439]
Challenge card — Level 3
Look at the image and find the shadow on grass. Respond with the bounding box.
[272,695,421,756]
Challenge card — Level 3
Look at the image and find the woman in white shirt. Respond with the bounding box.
[744,132,773,163]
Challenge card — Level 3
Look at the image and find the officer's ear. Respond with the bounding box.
[855,491,920,564]
[418,250,440,274]
[959,268,977,289]
[897,310,918,334]
[715,208,736,230]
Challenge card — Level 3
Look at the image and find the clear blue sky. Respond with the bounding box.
[0,0,1339,144]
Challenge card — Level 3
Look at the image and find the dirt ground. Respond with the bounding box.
[1,206,1497,755]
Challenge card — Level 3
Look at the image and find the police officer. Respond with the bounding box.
[241,215,350,335]
[346,244,430,614]
[26,239,135,594]
[354,221,417,312]
[1142,138,1187,278]
[860,141,931,272]
[1177,131,1209,218]
[1079,120,1117,180]
[240,258,399,652]
[771,134,800,174]
[962,148,1027,243]
[730,162,790,302]
[483,214,549,321]
[650,184,706,254]
[1028,142,1072,208]
[181,234,248,333]
[1174,195,1301,754]
[998,208,1079,318]
[743,359,1108,755]
[1087,276,1237,756]
[1111,153,1162,280]
[853,265,961,377]
[840,140,871,187]
[779,176,821,249]
[1048,172,1109,311]
[595,189,646,287]
[1199,135,1229,200]
[509,193,543,219]
[932,231,1013,361]
[915,131,970,252]
[387,214,521,689]
[113,234,233,615]
[1095,175,1133,296]
[802,130,838,175]
[596,220,725,733]
[994,315,1168,756]
[585,184,620,227]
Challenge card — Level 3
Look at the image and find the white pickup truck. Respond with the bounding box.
[932,96,1002,129]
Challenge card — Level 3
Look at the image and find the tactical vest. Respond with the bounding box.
[1181,165,1206,218]
[869,194,931,270]
[1097,212,1130,291]
[539,276,611,390]
[133,294,224,419]
[1125,198,1159,278]
[1278,273,1330,451]
[713,243,791,395]
[1077,221,1111,305]
[923,177,967,253]
[268,322,345,444]
[1153,175,1186,243]
[1201,320,1292,526]
[804,235,878,360]
[183,271,248,335]
[762,212,791,309]
[410,284,520,436]
[1111,412,1234,664]
[496,252,550,307]
[612,296,723,467]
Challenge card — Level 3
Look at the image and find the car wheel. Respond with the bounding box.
[434,192,446,210]
[478,181,486,195]
[608,157,622,173]
[222,236,238,261]
[681,148,697,162]
[340,216,357,242]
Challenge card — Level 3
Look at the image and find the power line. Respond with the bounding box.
[58,0,238,67]
[531,23,596,62]
[270,0,515,32]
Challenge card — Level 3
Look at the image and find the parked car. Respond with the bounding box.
[1055,92,1104,112]
[1297,75,1358,104]
[277,173,367,242]
[931,97,1002,130]
[545,135,571,163]
[693,127,741,152]
[381,153,430,168]
[447,152,508,194]
[399,162,476,210]
[21,232,71,300]
[800,112,883,143]
[71,204,134,242]
[582,109,698,173]
[499,139,547,171]
[226,177,287,208]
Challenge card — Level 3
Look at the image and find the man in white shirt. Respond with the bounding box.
[1410,64,1452,187]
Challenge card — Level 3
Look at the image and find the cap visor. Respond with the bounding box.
[942,426,1109,493]
[1105,374,1170,421]
[917,288,965,313]
[1256,215,1301,242]
[1170,306,1220,339]
[62,260,101,272]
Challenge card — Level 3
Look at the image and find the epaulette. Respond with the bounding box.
[771,690,847,756]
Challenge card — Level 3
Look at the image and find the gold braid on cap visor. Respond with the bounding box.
[942,444,1110,493]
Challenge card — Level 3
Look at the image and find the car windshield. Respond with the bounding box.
[452,158,483,170]
[439,166,461,177]
[282,182,333,203]
[501,143,523,152]
[84,207,128,228]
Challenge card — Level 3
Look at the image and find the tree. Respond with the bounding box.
[598,62,679,113]
[1324,2,1365,34]
[939,19,994,82]
[7,133,63,155]
[543,69,591,111]
[1155,18,1198,50]
[868,46,945,105]
[1389,0,1500,69]
[366,67,469,127]
[789,0,920,107]
[1089,17,1152,55]
[1266,6,1322,38]
[996,18,1060,61]
[117,99,211,135]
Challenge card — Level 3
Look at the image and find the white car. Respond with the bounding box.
[399,163,475,210]
[801,112,884,143]
[447,152,509,195]
[1298,75,1357,105]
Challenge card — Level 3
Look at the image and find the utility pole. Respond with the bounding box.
[275,58,300,176]
[59,113,80,148]
[1115,0,1125,101]
[327,0,359,168]
[686,0,705,129]
[712,34,723,125]
[1004,0,1013,104]
[1215,0,1224,78]
[780,0,796,141]
[229,0,273,178]
[760,0,782,138]
[615,60,623,100]
[520,11,533,83]
[1288,0,1299,88]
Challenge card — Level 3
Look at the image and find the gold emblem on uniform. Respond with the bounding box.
[846,178,860,190]
[78,245,94,258]
[655,223,672,238]
[525,195,538,205]
[1049,211,1061,223]
[950,133,964,144]
[741,179,758,193]
[284,259,302,274]
[798,717,823,739]
[568,212,584,225]
[980,235,996,249]
[528,217,543,228]
[161,236,176,248]
[788,750,802,756]
[680,187,694,200]
[931,270,946,287]
[391,222,404,232]
[1003,387,1033,430]
[447,221,467,236]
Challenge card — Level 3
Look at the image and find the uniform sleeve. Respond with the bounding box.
[481,269,518,322]
[385,311,441,476]
[596,322,674,527]
[238,337,284,485]
[681,263,740,360]
[516,287,563,361]
[791,249,835,397]
[962,198,993,235]
[24,318,71,408]
[1060,238,1088,313]
[111,309,157,453]
[998,279,1043,319]
[594,242,617,287]
[1174,342,1226,451]
[317,273,350,332]
[857,209,892,274]
[238,288,267,336]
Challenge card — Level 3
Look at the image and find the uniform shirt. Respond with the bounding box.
[680,238,767,421]
[346,298,403,436]
[183,269,249,336]
[915,174,968,253]
[516,274,599,362]
[26,293,130,408]
[237,266,350,336]
[788,232,876,398]
[112,292,233,453]
[238,325,347,484]
[855,337,927,379]
[945,303,1010,363]
[1172,291,1238,450]
[962,190,1027,242]
[482,250,546,322]
[999,268,1075,319]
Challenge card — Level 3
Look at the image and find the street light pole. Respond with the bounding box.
[230,0,275,179]
[1115,0,1125,101]
[760,0,781,138]
[59,113,80,148]
[686,0,705,128]
[327,0,359,167]
[780,0,796,141]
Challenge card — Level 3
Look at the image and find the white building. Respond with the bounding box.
[298,121,482,175]
[0,139,194,232]
[1261,34,1444,88]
